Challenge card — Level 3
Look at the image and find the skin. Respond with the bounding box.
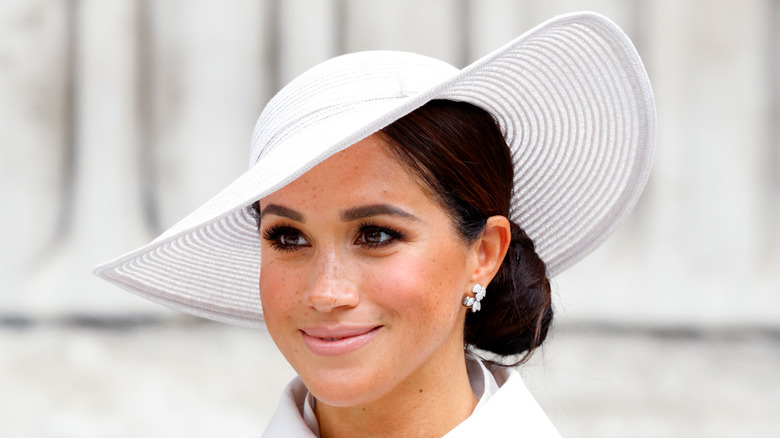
[258,134,510,437]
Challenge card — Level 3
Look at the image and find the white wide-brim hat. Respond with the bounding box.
[95,12,655,328]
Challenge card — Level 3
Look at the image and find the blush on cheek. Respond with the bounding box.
[369,258,426,306]
[369,256,460,327]
[259,265,295,322]
[259,269,300,365]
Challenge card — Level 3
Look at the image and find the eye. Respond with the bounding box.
[262,224,310,252]
[356,223,403,248]
[280,233,308,246]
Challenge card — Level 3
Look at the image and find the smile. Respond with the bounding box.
[300,326,382,356]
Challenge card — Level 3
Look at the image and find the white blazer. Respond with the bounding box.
[262,355,561,437]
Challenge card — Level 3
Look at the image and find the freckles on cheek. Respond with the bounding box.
[259,263,296,320]
[371,258,422,303]
[372,257,455,322]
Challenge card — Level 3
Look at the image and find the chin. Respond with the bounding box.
[300,366,390,408]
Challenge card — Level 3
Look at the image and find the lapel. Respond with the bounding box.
[443,368,561,437]
[262,377,318,438]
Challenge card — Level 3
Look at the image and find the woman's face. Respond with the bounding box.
[258,134,478,407]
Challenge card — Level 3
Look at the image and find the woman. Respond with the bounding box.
[96,12,655,437]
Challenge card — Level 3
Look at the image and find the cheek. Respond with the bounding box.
[259,259,300,327]
[369,248,465,332]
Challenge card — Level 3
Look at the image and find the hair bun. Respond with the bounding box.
[464,221,553,364]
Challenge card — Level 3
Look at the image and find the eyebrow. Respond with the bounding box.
[259,203,419,223]
[259,204,305,222]
[340,204,419,222]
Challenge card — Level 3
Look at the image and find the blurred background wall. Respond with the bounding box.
[1,0,778,436]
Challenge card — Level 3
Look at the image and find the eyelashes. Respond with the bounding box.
[262,224,309,252]
[355,222,404,248]
[261,222,405,252]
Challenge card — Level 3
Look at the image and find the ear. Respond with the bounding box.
[468,216,511,285]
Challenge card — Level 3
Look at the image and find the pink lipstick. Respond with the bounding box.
[301,325,382,356]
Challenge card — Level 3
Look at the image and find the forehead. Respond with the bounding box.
[260,134,430,209]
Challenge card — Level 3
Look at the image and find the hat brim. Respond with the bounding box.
[94,12,655,328]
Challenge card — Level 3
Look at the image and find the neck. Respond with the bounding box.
[315,349,478,438]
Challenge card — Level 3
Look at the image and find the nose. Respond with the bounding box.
[303,247,360,312]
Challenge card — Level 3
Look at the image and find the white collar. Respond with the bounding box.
[465,352,501,411]
[263,354,560,437]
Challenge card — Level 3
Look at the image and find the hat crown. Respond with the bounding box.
[249,51,459,166]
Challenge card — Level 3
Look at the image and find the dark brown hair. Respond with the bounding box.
[379,100,553,365]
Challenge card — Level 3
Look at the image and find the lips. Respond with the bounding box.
[300,325,382,356]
